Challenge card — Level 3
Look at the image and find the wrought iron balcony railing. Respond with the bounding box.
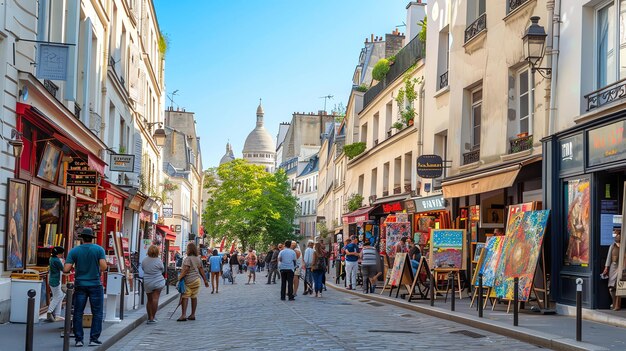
[465,13,487,43]
[509,134,533,154]
[43,80,58,98]
[439,71,448,90]
[508,0,530,14]
[74,103,82,119]
[463,149,480,165]
[585,78,626,111]
[393,186,402,194]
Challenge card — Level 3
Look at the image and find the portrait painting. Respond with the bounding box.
[565,178,590,266]
[26,184,41,266]
[37,142,62,183]
[6,179,27,270]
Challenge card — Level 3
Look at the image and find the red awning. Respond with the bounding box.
[156,225,177,242]
[169,246,180,251]
[342,206,375,225]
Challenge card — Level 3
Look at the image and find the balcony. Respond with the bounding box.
[508,0,530,14]
[393,186,402,195]
[74,103,82,119]
[585,78,626,111]
[363,35,425,109]
[463,149,480,165]
[43,80,58,98]
[465,13,487,43]
[509,134,533,154]
[404,184,412,193]
[382,190,389,197]
[439,71,448,90]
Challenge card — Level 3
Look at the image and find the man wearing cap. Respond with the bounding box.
[63,228,107,347]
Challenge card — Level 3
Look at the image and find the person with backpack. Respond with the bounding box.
[311,242,327,298]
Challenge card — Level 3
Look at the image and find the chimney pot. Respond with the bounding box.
[371,34,374,42]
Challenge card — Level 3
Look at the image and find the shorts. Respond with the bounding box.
[144,279,165,294]
[294,267,301,276]
[248,266,256,275]
[182,279,201,299]
[361,265,379,279]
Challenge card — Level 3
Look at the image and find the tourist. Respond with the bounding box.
[63,228,107,347]
[292,242,302,295]
[408,238,422,275]
[267,244,280,284]
[311,242,327,297]
[209,249,222,293]
[177,242,209,321]
[47,246,65,322]
[142,245,166,324]
[303,240,314,295]
[229,251,239,274]
[246,248,257,284]
[319,239,328,291]
[603,229,622,310]
[394,237,408,254]
[360,239,381,293]
[264,246,273,276]
[238,252,245,273]
[344,236,360,290]
[277,240,296,301]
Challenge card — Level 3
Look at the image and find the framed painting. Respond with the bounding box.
[564,178,590,266]
[26,184,41,266]
[429,229,465,269]
[37,142,62,183]
[5,179,28,271]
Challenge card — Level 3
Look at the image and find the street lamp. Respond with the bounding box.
[522,16,551,78]
[8,129,23,158]
[147,122,167,147]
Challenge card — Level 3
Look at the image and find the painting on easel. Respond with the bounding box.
[479,235,505,288]
[429,229,465,269]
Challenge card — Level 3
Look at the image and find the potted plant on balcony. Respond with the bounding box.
[392,121,405,130]
[396,73,421,128]
[343,142,367,159]
[372,58,391,81]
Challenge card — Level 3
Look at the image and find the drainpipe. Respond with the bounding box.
[548,0,561,136]
[416,80,425,192]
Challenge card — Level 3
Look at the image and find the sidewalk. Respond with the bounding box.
[0,288,178,351]
[327,270,624,351]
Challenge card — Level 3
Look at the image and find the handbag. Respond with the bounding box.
[177,279,186,294]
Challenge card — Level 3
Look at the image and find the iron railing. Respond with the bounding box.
[465,13,487,43]
[393,186,402,194]
[463,149,480,165]
[404,184,412,193]
[43,80,58,98]
[509,0,530,14]
[382,190,389,197]
[74,103,81,119]
[439,71,448,90]
[585,78,626,111]
[509,134,533,154]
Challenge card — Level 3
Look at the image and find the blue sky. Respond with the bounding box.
[153,0,413,168]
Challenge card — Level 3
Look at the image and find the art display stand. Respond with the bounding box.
[497,246,548,313]
[381,253,414,298]
[407,256,431,301]
[434,268,462,300]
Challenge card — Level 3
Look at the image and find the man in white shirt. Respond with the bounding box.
[277,240,297,301]
[302,240,315,295]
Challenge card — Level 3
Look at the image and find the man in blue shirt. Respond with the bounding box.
[64,228,107,347]
[344,236,360,290]
[277,240,297,300]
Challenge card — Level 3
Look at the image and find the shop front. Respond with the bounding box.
[409,194,452,253]
[543,114,626,310]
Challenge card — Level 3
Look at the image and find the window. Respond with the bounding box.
[471,89,482,149]
[517,68,531,135]
[596,1,626,88]
[437,28,450,90]
[467,0,486,22]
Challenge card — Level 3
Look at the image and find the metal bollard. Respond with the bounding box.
[63,284,74,351]
[478,273,483,318]
[140,278,145,306]
[513,277,519,326]
[430,270,435,306]
[166,270,169,295]
[450,273,455,311]
[576,278,583,342]
[120,276,126,320]
[25,289,36,351]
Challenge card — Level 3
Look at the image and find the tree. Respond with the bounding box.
[202,159,298,250]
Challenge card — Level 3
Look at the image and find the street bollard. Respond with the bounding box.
[120,276,126,321]
[25,289,36,351]
[450,273,455,312]
[140,278,145,306]
[165,270,169,295]
[430,270,435,306]
[63,284,74,351]
[478,273,484,318]
[513,277,519,326]
[576,278,583,342]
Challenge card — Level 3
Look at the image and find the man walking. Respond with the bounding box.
[266,244,281,284]
[63,228,107,347]
[246,248,257,284]
[303,240,314,295]
[344,236,359,290]
[278,240,297,301]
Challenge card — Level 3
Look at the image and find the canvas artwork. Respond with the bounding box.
[40,198,61,224]
[506,202,535,227]
[565,179,590,266]
[418,216,436,231]
[479,235,505,287]
[37,142,62,183]
[429,229,464,269]
[385,222,411,256]
[473,242,486,262]
[389,253,408,287]
[26,184,41,266]
[6,180,27,270]
[494,210,550,301]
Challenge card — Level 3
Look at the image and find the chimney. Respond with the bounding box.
[406,1,427,44]
[371,34,374,43]
[386,29,406,58]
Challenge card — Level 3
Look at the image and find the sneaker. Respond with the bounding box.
[54,316,65,322]
[75,340,84,347]
[46,312,55,322]
[147,320,156,325]
[89,339,102,346]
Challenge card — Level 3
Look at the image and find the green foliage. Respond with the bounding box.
[317,221,330,239]
[158,33,169,57]
[418,17,427,43]
[347,193,364,212]
[355,84,368,92]
[160,178,179,204]
[387,55,396,63]
[202,159,298,249]
[395,71,423,126]
[343,142,366,159]
[372,58,391,81]
[392,121,405,130]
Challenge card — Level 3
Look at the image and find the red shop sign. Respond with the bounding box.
[382,202,403,213]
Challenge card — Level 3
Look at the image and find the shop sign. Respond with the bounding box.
[560,134,584,173]
[588,121,626,167]
[107,194,123,215]
[382,202,403,213]
[416,154,444,179]
[128,193,147,212]
[414,195,446,213]
[36,44,69,81]
[110,154,135,172]
[66,171,98,187]
[163,206,173,218]
[175,225,181,232]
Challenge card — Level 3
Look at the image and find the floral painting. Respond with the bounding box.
[565,179,590,266]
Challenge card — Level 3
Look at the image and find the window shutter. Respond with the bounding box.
[134,132,142,174]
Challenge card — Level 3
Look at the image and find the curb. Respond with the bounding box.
[327,283,607,351]
[97,292,179,351]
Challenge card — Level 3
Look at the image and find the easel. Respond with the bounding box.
[434,268,462,300]
[469,249,487,308]
[407,257,431,301]
[495,245,548,313]
[380,255,392,294]
[382,253,414,298]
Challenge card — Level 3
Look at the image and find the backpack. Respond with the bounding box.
[316,256,327,271]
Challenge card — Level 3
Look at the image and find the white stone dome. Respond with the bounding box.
[243,101,276,154]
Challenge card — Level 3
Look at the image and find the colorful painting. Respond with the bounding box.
[385,222,411,256]
[5,180,27,271]
[473,242,486,262]
[478,235,505,287]
[40,198,61,224]
[494,210,550,301]
[389,253,408,287]
[26,184,41,266]
[429,229,464,269]
[565,179,590,266]
[37,142,62,183]
[506,202,535,227]
[418,216,436,231]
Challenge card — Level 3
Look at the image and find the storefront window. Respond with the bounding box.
[564,178,591,266]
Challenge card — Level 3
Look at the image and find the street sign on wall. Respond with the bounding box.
[110,154,135,172]
[416,154,444,179]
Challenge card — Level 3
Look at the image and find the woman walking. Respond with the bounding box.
[46,246,65,322]
[142,245,166,324]
[292,242,302,296]
[360,239,381,293]
[177,242,209,321]
[311,242,327,298]
[209,249,222,293]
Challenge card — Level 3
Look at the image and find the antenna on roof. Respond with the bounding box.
[167,89,179,109]
[319,94,334,112]
[396,21,407,28]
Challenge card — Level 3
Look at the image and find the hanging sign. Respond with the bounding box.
[36,44,69,81]
[163,206,173,218]
[416,154,444,179]
[110,154,135,172]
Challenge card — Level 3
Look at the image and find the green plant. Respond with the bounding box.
[418,17,427,43]
[355,84,368,92]
[392,121,405,130]
[317,221,330,239]
[347,193,364,212]
[372,58,391,81]
[395,71,423,126]
[158,33,169,57]
[343,142,366,159]
[387,55,396,63]
[118,146,126,154]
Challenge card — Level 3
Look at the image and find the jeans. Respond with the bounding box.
[280,269,294,299]
[312,270,324,293]
[73,285,104,342]
[267,263,279,283]
[304,268,313,291]
[346,261,358,288]
[410,259,419,276]
[47,284,65,316]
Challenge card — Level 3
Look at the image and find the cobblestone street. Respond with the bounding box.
[111,272,541,351]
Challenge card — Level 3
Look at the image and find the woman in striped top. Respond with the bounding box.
[360,239,381,293]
